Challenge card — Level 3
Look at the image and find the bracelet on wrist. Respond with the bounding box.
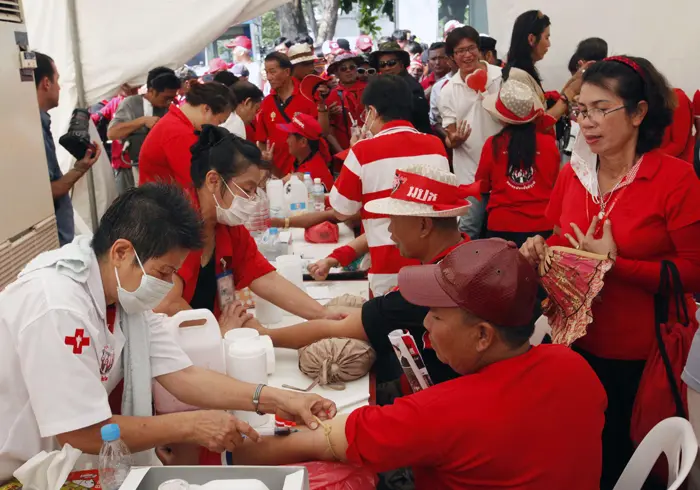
[252,383,266,415]
[559,92,570,106]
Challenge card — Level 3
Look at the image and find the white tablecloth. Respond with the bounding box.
[288,223,355,263]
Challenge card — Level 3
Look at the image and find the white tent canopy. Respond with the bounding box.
[22,0,288,231]
[487,0,700,96]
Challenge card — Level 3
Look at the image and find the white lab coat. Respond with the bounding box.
[0,245,191,482]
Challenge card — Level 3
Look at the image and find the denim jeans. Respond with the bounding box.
[458,195,488,239]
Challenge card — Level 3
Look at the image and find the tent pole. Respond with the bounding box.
[67,0,99,232]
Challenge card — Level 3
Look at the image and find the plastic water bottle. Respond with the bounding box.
[285,175,308,216]
[303,173,314,211]
[312,178,325,212]
[99,424,133,490]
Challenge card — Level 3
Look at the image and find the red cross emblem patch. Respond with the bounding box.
[65,328,91,354]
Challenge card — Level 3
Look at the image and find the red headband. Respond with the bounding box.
[604,56,645,79]
[495,95,542,122]
[391,170,485,211]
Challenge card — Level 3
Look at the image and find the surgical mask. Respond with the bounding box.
[115,249,174,314]
[214,178,258,226]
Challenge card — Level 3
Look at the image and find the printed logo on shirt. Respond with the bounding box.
[65,328,91,354]
[507,165,536,190]
[99,345,115,382]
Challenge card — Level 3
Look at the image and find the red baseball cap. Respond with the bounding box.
[277,113,322,141]
[206,58,232,74]
[398,239,539,327]
[226,35,252,50]
[356,35,373,52]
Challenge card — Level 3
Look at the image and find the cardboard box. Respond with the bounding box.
[120,466,309,490]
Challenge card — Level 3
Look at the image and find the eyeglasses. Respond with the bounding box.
[338,64,357,73]
[378,59,400,69]
[357,68,376,76]
[572,105,625,122]
[453,45,479,57]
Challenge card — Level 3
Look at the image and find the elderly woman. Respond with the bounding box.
[521,56,700,489]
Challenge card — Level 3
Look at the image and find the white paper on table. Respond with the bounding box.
[305,286,332,300]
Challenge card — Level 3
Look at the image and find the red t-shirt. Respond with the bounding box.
[297,152,334,191]
[420,72,436,90]
[326,81,367,150]
[255,79,319,177]
[138,105,198,188]
[476,132,560,233]
[345,345,607,489]
[546,151,700,359]
[178,193,275,317]
[660,88,694,164]
[693,90,700,116]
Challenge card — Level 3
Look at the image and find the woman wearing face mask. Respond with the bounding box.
[139,81,234,188]
[155,125,341,330]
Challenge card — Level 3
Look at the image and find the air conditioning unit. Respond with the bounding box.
[0,0,59,290]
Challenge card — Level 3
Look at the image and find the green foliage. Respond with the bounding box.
[261,10,281,47]
[340,0,393,36]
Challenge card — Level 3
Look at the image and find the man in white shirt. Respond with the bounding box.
[227,36,262,89]
[438,26,503,238]
[0,184,336,483]
[220,81,264,140]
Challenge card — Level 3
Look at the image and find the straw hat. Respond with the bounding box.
[327,53,363,75]
[364,164,484,218]
[482,79,545,125]
[288,43,316,65]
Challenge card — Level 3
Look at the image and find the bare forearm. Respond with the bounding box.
[318,110,330,134]
[107,118,146,140]
[265,310,367,349]
[270,210,337,229]
[250,272,326,320]
[50,169,86,199]
[347,234,369,256]
[546,98,569,121]
[56,412,193,455]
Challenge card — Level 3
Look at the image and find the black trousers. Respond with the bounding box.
[485,229,553,249]
[573,347,663,490]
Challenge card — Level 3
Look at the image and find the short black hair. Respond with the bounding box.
[337,38,351,51]
[292,133,320,154]
[576,37,608,63]
[185,81,235,114]
[146,67,181,92]
[583,55,674,155]
[190,125,269,189]
[462,311,535,349]
[445,26,480,57]
[429,42,446,53]
[378,36,395,45]
[479,36,497,54]
[361,75,413,122]
[296,35,314,46]
[265,52,293,71]
[231,80,264,104]
[34,52,56,88]
[91,183,203,261]
[393,29,409,42]
[431,217,459,231]
[274,36,292,48]
[213,71,240,87]
[406,41,423,56]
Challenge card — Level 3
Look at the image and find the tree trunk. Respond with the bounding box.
[275,0,309,40]
[439,0,469,24]
[303,0,319,41]
[316,0,340,43]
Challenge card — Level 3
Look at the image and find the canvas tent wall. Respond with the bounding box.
[487,0,700,96]
[22,0,288,232]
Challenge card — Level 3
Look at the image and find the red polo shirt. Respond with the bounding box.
[139,104,197,188]
[546,150,700,359]
[475,132,560,233]
[296,152,334,191]
[177,192,275,317]
[255,79,318,177]
[660,88,694,164]
[420,72,436,90]
[326,81,367,150]
[345,345,606,489]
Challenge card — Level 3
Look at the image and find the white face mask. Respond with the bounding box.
[214,178,258,226]
[115,249,174,314]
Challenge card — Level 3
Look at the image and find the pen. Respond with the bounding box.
[244,427,299,438]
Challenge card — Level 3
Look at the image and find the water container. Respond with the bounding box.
[254,294,283,325]
[303,172,314,210]
[285,175,308,216]
[154,309,226,414]
[99,424,132,490]
[259,227,280,261]
[224,328,275,374]
[226,339,269,427]
[276,254,304,288]
[312,178,325,212]
[266,179,286,219]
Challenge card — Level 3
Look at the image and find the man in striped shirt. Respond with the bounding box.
[329,75,449,295]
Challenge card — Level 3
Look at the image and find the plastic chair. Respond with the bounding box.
[613,417,698,490]
[530,315,552,346]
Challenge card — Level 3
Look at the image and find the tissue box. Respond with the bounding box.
[120,466,309,490]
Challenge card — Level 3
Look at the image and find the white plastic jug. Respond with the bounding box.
[223,328,275,375]
[284,175,308,216]
[227,338,269,427]
[154,309,226,414]
[266,179,286,219]
[276,254,304,288]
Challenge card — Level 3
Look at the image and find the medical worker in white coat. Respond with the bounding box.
[0,183,336,482]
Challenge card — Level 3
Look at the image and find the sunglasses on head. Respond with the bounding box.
[357,67,377,76]
[378,59,400,69]
[338,64,357,73]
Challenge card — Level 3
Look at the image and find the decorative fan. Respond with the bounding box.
[538,246,614,346]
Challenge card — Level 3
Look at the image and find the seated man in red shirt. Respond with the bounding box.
[278,113,334,191]
[229,239,607,490]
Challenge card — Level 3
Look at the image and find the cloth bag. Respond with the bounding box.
[298,338,375,389]
[631,261,697,445]
[305,222,340,244]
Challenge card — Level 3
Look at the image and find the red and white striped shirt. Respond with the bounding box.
[329,121,449,295]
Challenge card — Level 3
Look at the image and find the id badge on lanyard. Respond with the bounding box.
[216,270,236,310]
